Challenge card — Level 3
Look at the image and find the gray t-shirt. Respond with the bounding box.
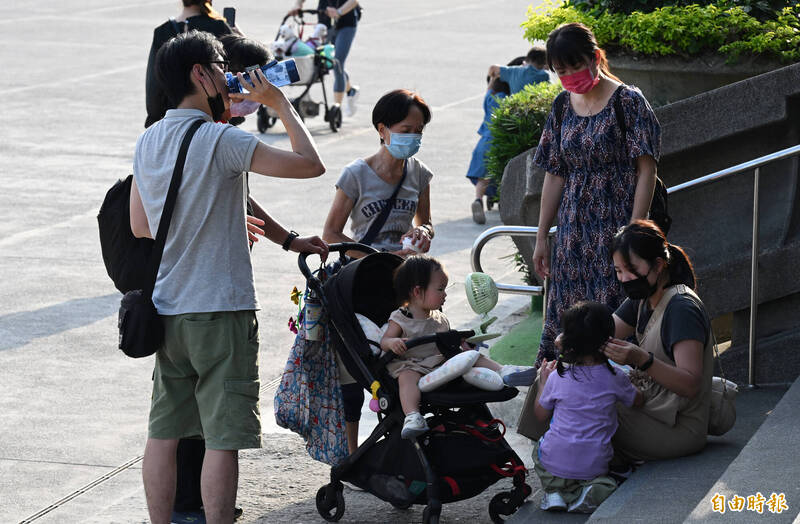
[133,109,260,315]
[335,157,433,252]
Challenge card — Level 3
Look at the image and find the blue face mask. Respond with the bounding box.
[384,131,422,159]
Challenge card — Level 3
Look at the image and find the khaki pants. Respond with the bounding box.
[612,403,707,462]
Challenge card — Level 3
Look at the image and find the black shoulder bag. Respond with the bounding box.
[359,161,408,246]
[118,119,204,358]
[552,87,671,235]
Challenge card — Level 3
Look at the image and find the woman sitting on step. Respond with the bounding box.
[603,220,714,463]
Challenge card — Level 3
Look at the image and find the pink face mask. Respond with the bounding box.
[559,65,600,94]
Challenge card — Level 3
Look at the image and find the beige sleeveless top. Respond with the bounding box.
[632,285,713,435]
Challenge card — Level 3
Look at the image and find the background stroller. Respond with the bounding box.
[257,9,343,133]
[298,244,532,524]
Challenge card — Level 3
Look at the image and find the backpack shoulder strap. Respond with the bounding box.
[552,90,568,129]
[613,84,627,136]
[143,119,205,297]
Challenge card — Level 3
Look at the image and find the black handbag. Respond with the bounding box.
[118,119,204,358]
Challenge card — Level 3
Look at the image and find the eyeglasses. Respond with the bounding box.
[206,60,230,72]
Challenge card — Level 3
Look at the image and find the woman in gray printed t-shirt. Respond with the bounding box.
[322,89,435,454]
[323,89,434,258]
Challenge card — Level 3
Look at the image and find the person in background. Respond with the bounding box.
[145,0,238,128]
[488,46,549,95]
[288,0,361,117]
[466,75,510,224]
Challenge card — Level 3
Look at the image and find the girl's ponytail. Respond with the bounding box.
[183,0,224,20]
[556,352,567,377]
[614,220,698,290]
[667,243,696,289]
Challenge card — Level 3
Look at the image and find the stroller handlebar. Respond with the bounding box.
[281,9,325,26]
[297,242,379,287]
[377,329,476,367]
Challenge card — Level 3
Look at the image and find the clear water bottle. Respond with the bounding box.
[225,59,301,93]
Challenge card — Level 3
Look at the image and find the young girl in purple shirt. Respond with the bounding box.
[533,301,643,513]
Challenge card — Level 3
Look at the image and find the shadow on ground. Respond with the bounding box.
[0,294,118,351]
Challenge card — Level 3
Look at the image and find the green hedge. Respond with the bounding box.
[486,81,564,193]
[522,0,800,62]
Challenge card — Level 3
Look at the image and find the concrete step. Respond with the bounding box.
[684,377,800,523]
[585,385,787,523]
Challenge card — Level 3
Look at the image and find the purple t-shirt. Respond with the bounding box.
[538,364,638,480]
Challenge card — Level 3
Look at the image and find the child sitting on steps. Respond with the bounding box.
[532,301,643,513]
[380,255,523,439]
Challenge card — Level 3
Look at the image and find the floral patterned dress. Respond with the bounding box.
[532,85,661,365]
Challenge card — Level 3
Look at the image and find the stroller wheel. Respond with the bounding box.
[422,505,440,524]
[328,105,342,133]
[292,99,305,122]
[256,106,274,133]
[316,485,345,522]
[488,492,516,523]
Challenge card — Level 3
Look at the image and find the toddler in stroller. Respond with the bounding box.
[382,255,529,439]
[299,244,531,523]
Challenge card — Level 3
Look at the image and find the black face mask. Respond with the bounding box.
[621,269,658,300]
[200,67,226,122]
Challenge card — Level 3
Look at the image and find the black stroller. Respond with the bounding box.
[257,9,342,133]
[298,244,531,524]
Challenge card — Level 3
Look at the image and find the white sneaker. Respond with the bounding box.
[540,491,567,511]
[500,365,535,386]
[567,485,599,513]
[401,412,428,439]
[344,85,360,117]
[471,198,486,224]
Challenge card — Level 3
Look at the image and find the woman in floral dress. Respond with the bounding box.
[532,23,661,365]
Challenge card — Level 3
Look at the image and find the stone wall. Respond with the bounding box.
[500,62,800,383]
[608,52,784,107]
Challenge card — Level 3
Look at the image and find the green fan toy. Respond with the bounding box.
[464,272,501,343]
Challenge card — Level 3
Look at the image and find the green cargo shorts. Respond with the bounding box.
[148,310,261,450]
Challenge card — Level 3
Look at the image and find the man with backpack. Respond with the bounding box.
[129,30,327,523]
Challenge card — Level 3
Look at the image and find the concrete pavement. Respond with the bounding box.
[0,1,541,522]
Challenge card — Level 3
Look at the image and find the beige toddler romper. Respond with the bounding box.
[385,308,449,378]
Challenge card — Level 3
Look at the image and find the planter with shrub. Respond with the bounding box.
[523,0,799,104]
[486,81,563,194]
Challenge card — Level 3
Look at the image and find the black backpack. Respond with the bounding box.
[552,86,671,235]
[98,172,255,295]
[98,175,155,293]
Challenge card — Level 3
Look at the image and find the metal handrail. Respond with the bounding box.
[667,143,800,388]
[667,144,800,194]
[470,144,800,387]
